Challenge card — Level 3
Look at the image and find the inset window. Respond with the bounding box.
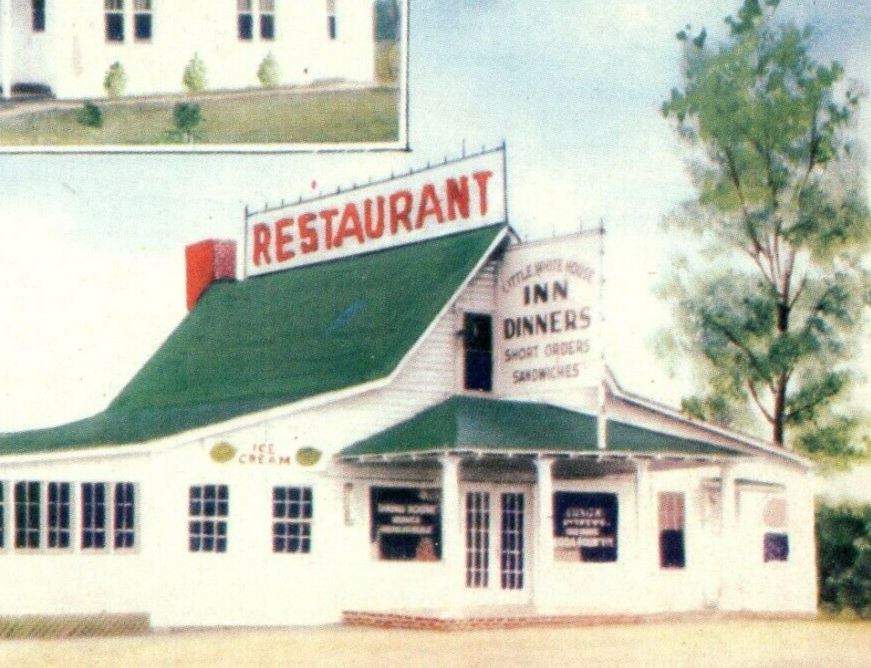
[763,496,789,562]
[105,0,125,42]
[463,312,493,392]
[272,486,312,553]
[259,0,275,39]
[326,0,337,40]
[82,483,108,549]
[189,485,228,552]
[465,492,490,588]
[14,481,41,549]
[658,492,685,568]
[238,0,254,40]
[32,0,46,32]
[47,482,71,549]
[114,482,136,549]
[134,0,152,40]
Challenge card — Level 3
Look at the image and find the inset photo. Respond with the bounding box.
[0,0,406,151]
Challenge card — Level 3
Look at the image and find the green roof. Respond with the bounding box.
[340,396,743,458]
[0,226,505,454]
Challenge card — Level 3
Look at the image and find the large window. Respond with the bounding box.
[553,491,618,562]
[763,496,789,562]
[81,482,136,550]
[465,492,490,588]
[259,0,275,40]
[658,492,685,568]
[189,485,228,553]
[47,482,72,549]
[32,0,46,32]
[272,486,312,553]
[326,0,337,40]
[133,0,152,40]
[463,312,493,392]
[14,481,40,549]
[238,0,253,40]
[105,0,125,42]
[371,487,441,561]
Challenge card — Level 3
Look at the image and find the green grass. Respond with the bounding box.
[0,87,399,146]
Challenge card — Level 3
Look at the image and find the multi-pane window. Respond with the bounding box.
[105,0,125,41]
[500,493,525,590]
[463,313,493,392]
[763,496,789,562]
[238,0,254,40]
[273,486,312,553]
[81,483,107,549]
[465,492,490,588]
[658,492,685,568]
[326,0,337,40]
[32,0,46,32]
[114,482,136,549]
[259,0,275,39]
[189,485,228,553]
[14,481,40,549]
[134,0,153,40]
[47,482,72,549]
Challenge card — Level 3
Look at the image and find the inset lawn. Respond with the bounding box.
[0,86,400,146]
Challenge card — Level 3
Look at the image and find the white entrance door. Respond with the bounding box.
[464,488,532,605]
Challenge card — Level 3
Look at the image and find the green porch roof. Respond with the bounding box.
[0,225,505,455]
[340,396,743,458]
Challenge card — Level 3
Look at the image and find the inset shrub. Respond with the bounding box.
[257,53,280,89]
[76,101,103,128]
[103,62,127,98]
[167,102,205,143]
[182,53,208,94]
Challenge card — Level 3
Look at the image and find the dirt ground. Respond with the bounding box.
[0,618,869,668]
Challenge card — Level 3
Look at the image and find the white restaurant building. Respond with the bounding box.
[0,0,375,99]
[0,148,817,628]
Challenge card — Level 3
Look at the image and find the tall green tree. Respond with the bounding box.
[660,0,870,463]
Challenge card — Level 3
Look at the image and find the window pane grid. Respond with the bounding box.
[82,483,108,549]
[189,485,228,553]
[273,487,312,553]
[47,482,71,549]
[465,492,490,588]
[114,482,136,549]
[500,493,524,590]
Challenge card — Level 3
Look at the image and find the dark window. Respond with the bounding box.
[47,482,71,549]
[273,487,312,553]
[463,313,493,391]
[32,0,46,32]
[134,14,151,39]
[106,14,124,41]
[327,15,337,40]
[500,493,525,590]
[764,532,789,562]
[659,492,685,568]
[371,487,441,561]
[15,481,41,549]
[260,14,275,39]
[238,13,253,39]
[189,485,228,552]
[82,483,107,549]
[114,482,136,549]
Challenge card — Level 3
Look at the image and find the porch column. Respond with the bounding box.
[534,456,555,612]
[633,458,656,612]
[0,0,12,100]
[440,454,463,613]
[719,463,739,610]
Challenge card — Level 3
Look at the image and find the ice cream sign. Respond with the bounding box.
[244,149,506,277]
[495,231,601,395]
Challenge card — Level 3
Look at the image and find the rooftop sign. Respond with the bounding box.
[244,148,507,277]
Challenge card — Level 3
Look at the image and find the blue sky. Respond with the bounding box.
[0,0,868,454]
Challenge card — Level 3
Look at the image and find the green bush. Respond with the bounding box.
[182,53,208,94]
[166,102,204,143]
[103,62,127,98]
[257,53,281,88]
[817,502,871,617]
[76,101,103,128]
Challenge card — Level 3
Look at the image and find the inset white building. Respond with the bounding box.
[0,149,817,628]
[0,0,375,99]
